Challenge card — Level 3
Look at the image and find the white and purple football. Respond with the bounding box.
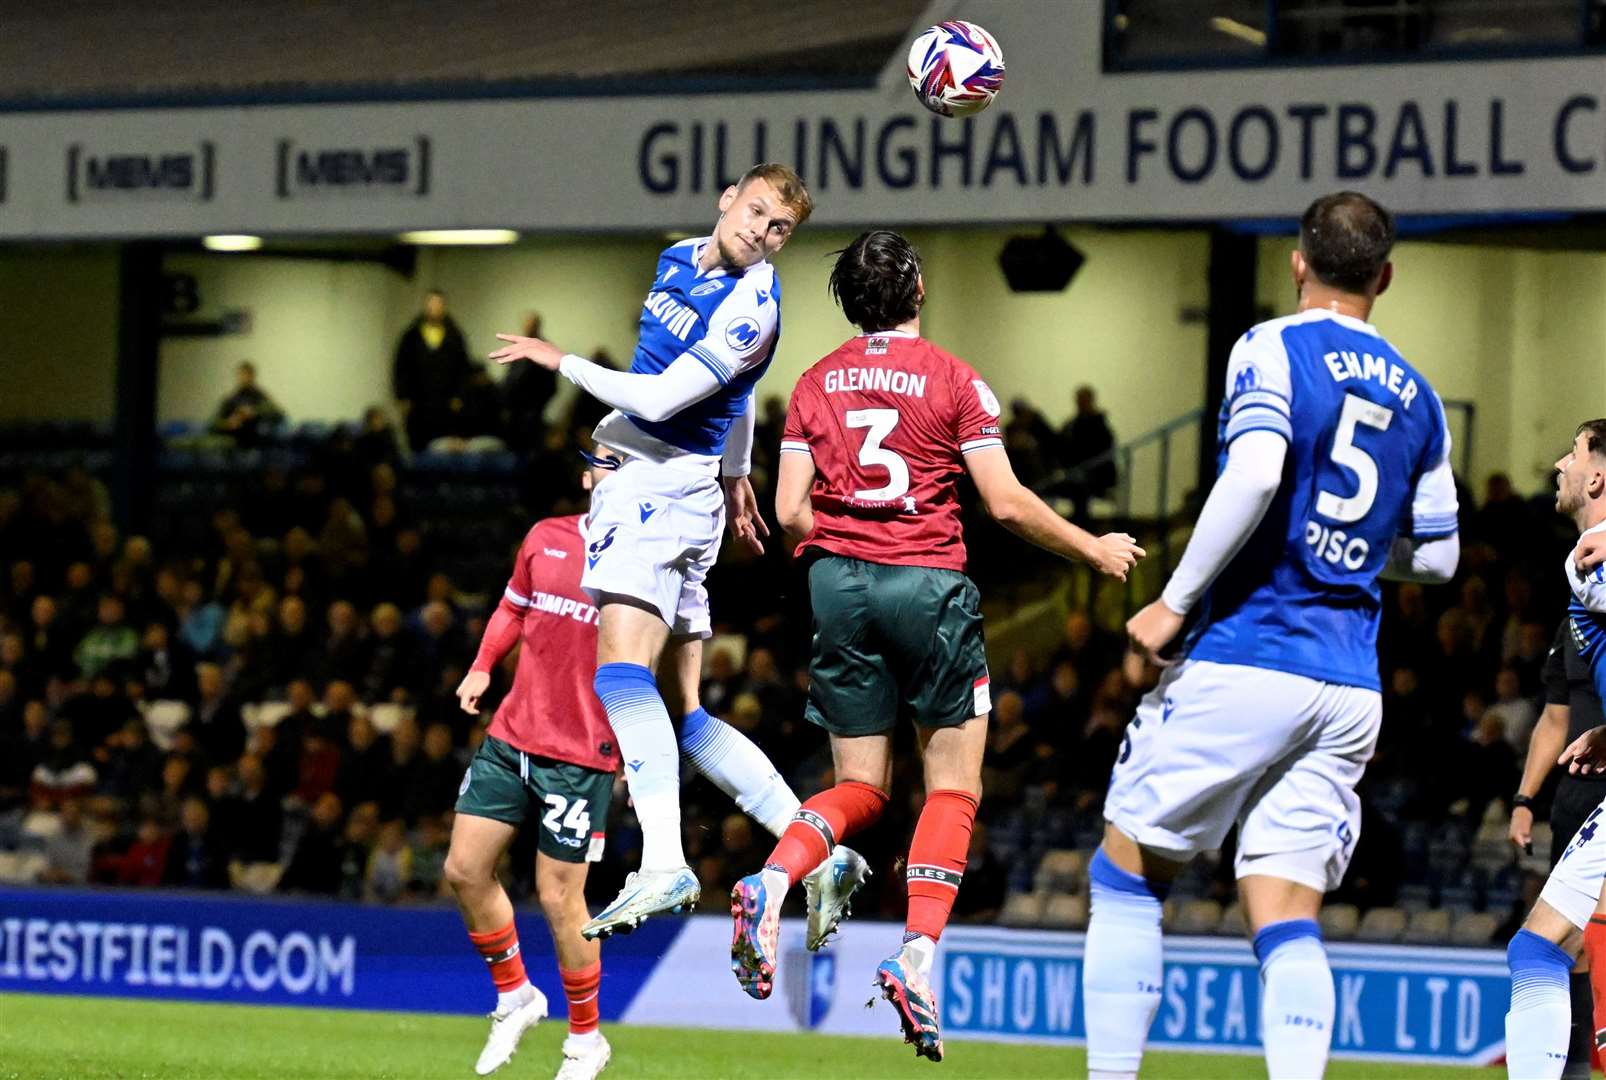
[906,20,1005,118]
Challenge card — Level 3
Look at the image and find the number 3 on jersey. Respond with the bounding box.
[846,408,909,501]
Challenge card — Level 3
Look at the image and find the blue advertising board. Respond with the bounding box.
[0,886,673,1018]
[941,928,1508,1066]
[1,888,1511,1066]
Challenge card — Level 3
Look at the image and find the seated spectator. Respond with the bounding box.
[37,798,94,885]
[412,723,463,821]
[951,822,1007,924]
[25,594,75,687]
[95,717,163,807]
[339,712,391,810]
[983,692,1036,803]
[361,603,418,702]
[229,754,284,865]
[1487,666,1537,751]
[115,816,171,887]
[175,579,226,660]
[210,361,285,446]
[1024,659,1084,732]
[280,792,346,895]
[338,801,382,899]
[74,594,138,679]
[364,819,412,903]
[699,646,742,717]
[408,813,450,898]
[138,621,196,703]
[191,662,245,766]
[31,720,98,809]
[354,407,403,472]
[319,600,369,686]
[293,724,343,807]
[163,795,227,890]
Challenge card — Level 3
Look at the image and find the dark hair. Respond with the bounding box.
[1299,191,1395,294]
[828,230,922,332]
[1578,419,1606,457]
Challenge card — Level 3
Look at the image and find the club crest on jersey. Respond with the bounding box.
[725,317,762,354]
[690,279,725,297]
[865,336,889,355]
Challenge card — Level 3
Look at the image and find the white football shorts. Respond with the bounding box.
[1105,659,1382,893]
[580,457,724,638]
[1541,801,1606,930]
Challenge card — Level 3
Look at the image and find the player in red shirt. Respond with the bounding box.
[447,449,863,1079]
[730,230,1142,1059]
[447,452,621,1080]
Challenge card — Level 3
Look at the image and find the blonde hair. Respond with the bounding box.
[738,163,812,226]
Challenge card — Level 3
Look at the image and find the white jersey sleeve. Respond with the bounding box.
[1407,393,1459,540]
[1222,326,1293,447]
[1570,521,1606,614]
[684,268,778,387]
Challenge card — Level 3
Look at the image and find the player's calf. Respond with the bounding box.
[1254,919,1334,1080]
[1082,847,1169,1080]
[1507,924,1578,1080]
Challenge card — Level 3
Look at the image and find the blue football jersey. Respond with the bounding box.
[1184,309,1459,690]
[604,236,780,457]
[1567,523,1606,700]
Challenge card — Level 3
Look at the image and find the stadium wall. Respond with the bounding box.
[1,230,1597,498]
[0,887,1508,1066]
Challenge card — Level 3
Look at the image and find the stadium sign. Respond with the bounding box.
[940,928,1507,1067]
[0,888,1508,1065]
[7,1,1606,235]
[274,136,432,198]
[8,2,1606,235]
[65,140,215,204]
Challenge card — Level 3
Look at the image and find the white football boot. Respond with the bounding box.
[475,985,549,1075]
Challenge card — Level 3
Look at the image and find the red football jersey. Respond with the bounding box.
[486,515,618,772]
[781,332,1004,571]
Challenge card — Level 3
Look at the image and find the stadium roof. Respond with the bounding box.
[0,0,930,109]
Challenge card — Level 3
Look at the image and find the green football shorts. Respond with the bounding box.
[803,554,991,737]
[455,734,612,863]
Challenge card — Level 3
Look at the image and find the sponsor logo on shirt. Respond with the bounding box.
[725,317,762,354]
[542,547,568,559]
[529,590,600,626]
[865,336,889,355]
[690,280,725,296]
[644,291,699,340]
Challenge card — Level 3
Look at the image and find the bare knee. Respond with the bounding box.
[445,849,495,895]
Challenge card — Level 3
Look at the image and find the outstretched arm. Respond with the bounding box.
[963,446,1142,579]
[1126,429,1286,664]
[491,335,727,422]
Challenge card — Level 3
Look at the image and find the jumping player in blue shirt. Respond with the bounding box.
[1082,192,1460,1080]
[492,164,865,944]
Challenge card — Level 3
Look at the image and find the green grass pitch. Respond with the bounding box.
[0,993,1484,1079]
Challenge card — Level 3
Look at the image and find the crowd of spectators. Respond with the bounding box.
[0,379,1585,936]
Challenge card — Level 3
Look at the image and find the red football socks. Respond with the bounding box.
[1585,916,1606,1063]
[764,780,889,885]
[561,960,602,1035]
[468,920,528,993]
[904,789,980,942]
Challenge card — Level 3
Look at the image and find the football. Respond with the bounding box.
[906,20,1005,118]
